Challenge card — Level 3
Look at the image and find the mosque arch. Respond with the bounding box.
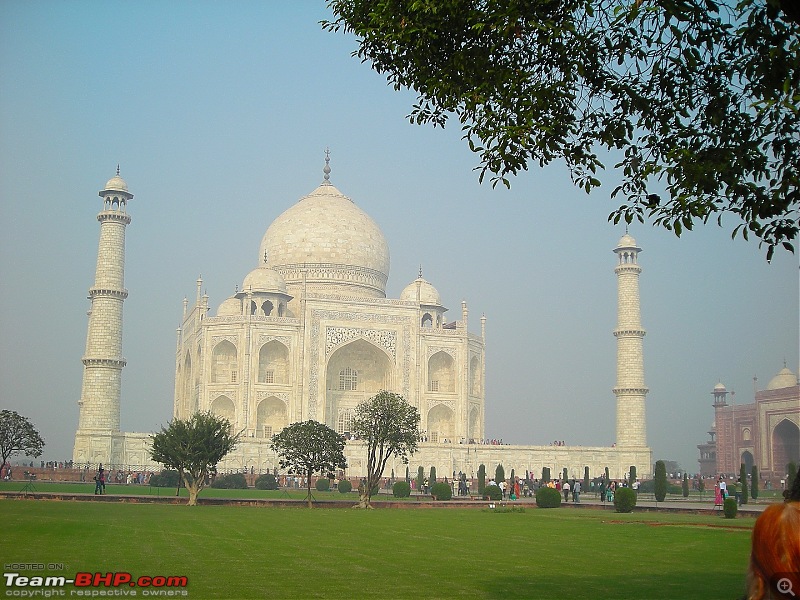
[210,395,235,426]
[469,356,481,396]
[258,340,289,384]
[427,404,454,443]
[772,419,800,473]
[428,351,455,393]
[741,450,754,474]
[211,340,238,384]
[742,427,752,441]
[256,396,287,438]
[325,339,393,430]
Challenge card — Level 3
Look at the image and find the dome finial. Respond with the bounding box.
[418,265,423,279]
[322,147,331,185]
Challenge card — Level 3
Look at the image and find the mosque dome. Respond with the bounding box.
[400,276,444,307]
[259,179,390,298]
[714,382,727,392]
[766,366,798,390]
[242,266,288,295]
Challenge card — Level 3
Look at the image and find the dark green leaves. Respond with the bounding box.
[324,0,799,259]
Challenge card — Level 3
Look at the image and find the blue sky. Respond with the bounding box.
[1,1,797,472]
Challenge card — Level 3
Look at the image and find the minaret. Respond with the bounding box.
[73,169,132,466]
[612,233,648,447]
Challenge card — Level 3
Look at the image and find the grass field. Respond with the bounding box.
[1,497,755,599]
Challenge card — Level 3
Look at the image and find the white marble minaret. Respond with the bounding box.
[613,233,648,447]
[73,169,132,466]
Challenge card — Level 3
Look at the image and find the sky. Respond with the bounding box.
[1,1,797,474]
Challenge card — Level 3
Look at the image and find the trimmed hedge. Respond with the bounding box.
[430,481,452,501]
[723,498,738,519]
[254,473,278,490]
[337,479,352,494]
[614,487,637,513]
[535,486,562,508]
[315,478,330,492]
[393,481,411,498]
[210,473,248,489]
[483,484,502,501]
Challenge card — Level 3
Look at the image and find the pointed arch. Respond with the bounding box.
[469,355,481,396]
[427,404,454,443]
[258,340,289,384]
[211,340,238,384]
[428,351,455,393]
[256,396,287,438]
[210,395,235,425]
[772,419,800,472]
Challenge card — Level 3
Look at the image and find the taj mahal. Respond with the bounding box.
[73,157,653,481]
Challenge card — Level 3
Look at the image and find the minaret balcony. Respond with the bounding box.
[82,357,127,368]
[89,288,128,299]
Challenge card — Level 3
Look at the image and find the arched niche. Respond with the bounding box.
[211,340,238,384]
[256,396,287,438]
[428,351,455,393]
[258,340,289,384]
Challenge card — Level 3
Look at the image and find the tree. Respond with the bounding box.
[430,465,437,484]
[150,412,239,506]
[786,461,798,497]
[0,410,45,468]
[739,463,749,505]
[583,466,590,493]
[324,0,800,259]
[270,420,347,508]
[654,460,668,502]
[629,465,637,485]
[751,465,759,500]
[417,465,425,492]
[541,466,550,483]
[478,464,486,494]
[495,463,505,485]
[350,390,420,508]
[682,472,689,498]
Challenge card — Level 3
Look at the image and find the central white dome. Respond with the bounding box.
[259,182,390,297]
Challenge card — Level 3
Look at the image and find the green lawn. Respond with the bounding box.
[0,498,754,599]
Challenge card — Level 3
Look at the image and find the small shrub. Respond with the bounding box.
[393,481,411,498]
[430,481,452,501]
[315,478,330,492]
[337,479,352,494]
[254,473,278,490]
[484,484,502,501]
[614,487,637,513]
[535,486,562,508]
[210,473,248,489]
[723,497,738,519]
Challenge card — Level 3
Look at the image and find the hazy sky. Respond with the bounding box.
[1,1,797,473]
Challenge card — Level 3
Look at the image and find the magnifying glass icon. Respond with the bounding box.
[777,578,796,597]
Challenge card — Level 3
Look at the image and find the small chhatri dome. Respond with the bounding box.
[714,382,727,391]
[616,232,639,249]
[242,266,288,295]
[104,165,129,193]
[766,366,798,390]
[400,275,444,307]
